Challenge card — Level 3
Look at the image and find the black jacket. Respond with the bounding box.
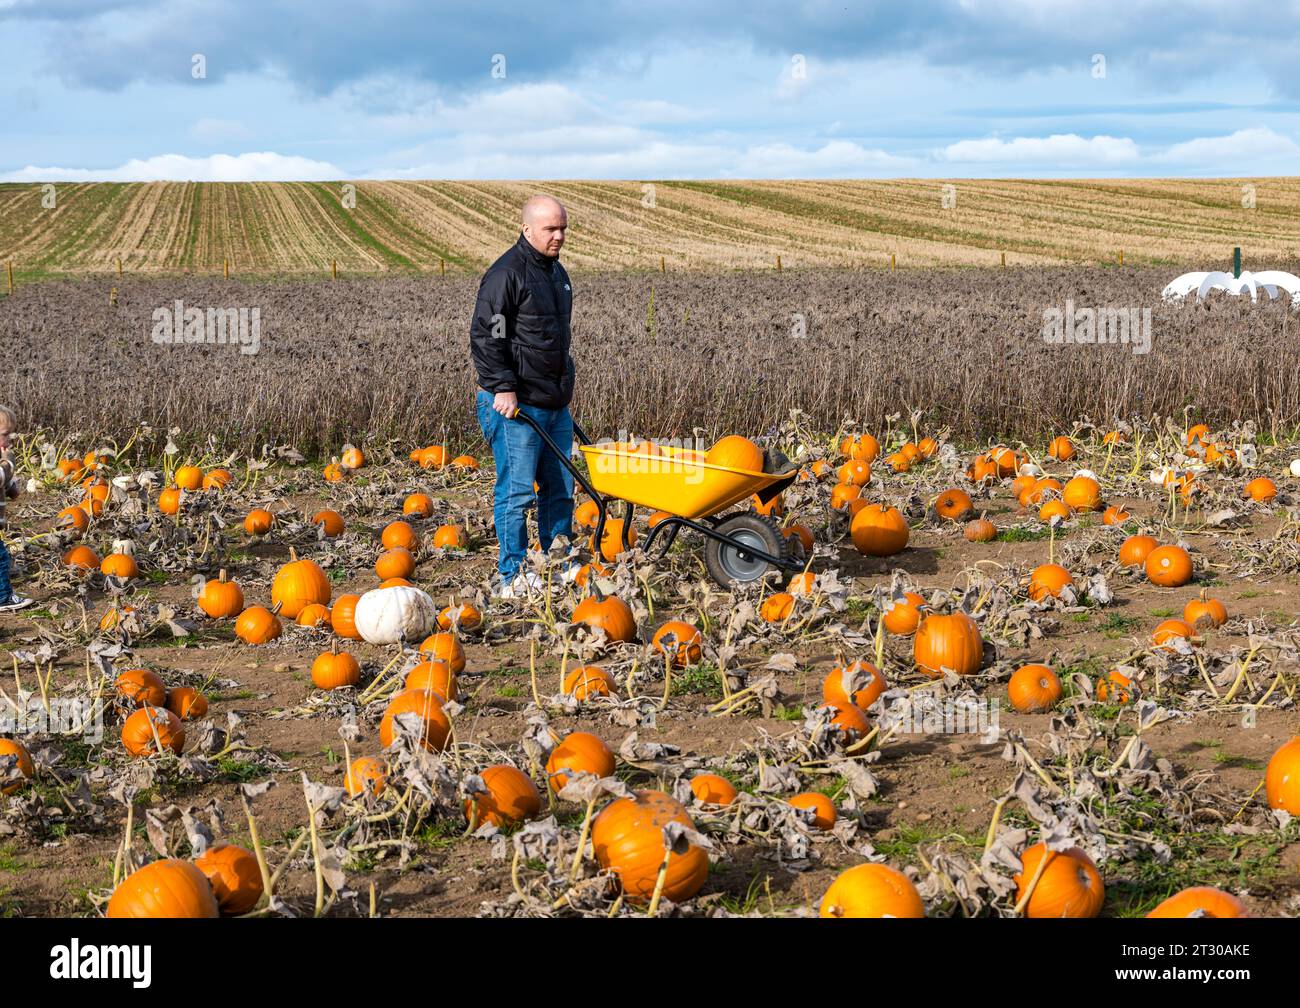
[470,233,575,410]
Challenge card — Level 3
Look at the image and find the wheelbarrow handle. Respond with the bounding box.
[509,407,591,446]
[508,407,602,514]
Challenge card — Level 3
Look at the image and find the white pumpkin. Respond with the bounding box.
[354,585,437,645]
[1289,459,1300,478]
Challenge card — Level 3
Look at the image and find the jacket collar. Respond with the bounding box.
[517,232,556,270]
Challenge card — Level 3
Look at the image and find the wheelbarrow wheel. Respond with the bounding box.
[705,513,794,588]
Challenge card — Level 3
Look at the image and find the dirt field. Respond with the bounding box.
[2,410,1299,917]
[3,177,1299,278]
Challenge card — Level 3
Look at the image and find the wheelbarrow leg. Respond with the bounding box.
[510,408,606,553]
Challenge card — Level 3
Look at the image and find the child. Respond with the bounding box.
[0,405,33,612]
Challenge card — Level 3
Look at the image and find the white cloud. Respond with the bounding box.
[0,151,345,182]
[1155,127,1300,165]
[941,133,1140,164]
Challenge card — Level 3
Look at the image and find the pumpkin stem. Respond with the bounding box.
[218,567,228,583]
[288,546,299,562]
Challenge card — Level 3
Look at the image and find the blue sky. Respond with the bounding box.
[2,0,1298,180]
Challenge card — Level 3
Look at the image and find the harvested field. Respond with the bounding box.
[3,178,1300,278]
[4,268,1300,459]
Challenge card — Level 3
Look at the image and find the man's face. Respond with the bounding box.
[523,207,567,258]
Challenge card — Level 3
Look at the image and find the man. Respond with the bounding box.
[470,195,576,597]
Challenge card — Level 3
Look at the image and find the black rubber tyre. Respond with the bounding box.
[704,512,796,588]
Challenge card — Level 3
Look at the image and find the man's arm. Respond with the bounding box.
[470,267,519,414]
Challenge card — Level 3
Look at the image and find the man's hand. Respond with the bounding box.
[493,391,518,417]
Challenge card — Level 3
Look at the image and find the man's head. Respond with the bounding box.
[521,195,567,258]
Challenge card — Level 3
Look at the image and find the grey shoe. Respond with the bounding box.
[0,594,35,613]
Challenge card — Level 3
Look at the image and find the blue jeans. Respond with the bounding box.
[476,391,575,579]
[0,540,11,601]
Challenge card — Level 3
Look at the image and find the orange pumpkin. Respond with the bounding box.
[55,505,90,535]
[375,547,416,581]
[837,460,872,486]
[380,520,417,552]
[1096,670,1135,703]
[311,649,361,690]
[1027,563,1073,601]
[1047,436,1075,461]
[823,660,886,710]
[850,503,909,557]
[402,494,434,519]
[1147,887,1248,919]
[465,764,541,828]
[651,620,703,667]
[1184,595,1227,628]
[1119,534,1158,567]
[1038,499,1072,522]
[345,756,388,798]
[379,689,451,752]
[438,603,482,631]
[106,859,219,919]
[100,552,138,579]
[0,738,34,794]
[913,612,983,678]
[1145,545,1193,587]
[829,482,862,510]
[1008,664,1062,713]
[1101,504,1130,525]
[450,454,478,470]
[1014,844,1104,918]
[1152,618,1195,649]
[760,592,796,623]
[788,792,837,830]
[116,668,166,707]
[843,434,881,464]
[964,516,996,542]
[121,706,186,757]
[882,591,926,635]
[323,463,346,483]
[202,469,232,491]
[198,569,244,619]
[934,489,973,522]
[331,594,361,640]
[574,500,601,529]
[1062,475,1102,511]
[787,571,816,595]
[404,659,457,700]
[63,544,100,570]
[341,447,365,470]
[235,605,282,645]
[165,687,208,721]
[271,549,331,617]
[591,790,708,903]
[1243,477,1277,502]
[819,863,925,918]
[590,519,638,561]
[545,732,616,791]
[194,844,263,915]
[243,508,274,536]
[822,702,870,741]
[689,774,738,806]
[706,435,763,472]
[312,510,345,537]
[418,632,466,674]
[572,593,637,643]
[563,665,614,700]
[433,524,467,549]
[1264,736,1300,814]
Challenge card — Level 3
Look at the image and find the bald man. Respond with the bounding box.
[470,195,576,597]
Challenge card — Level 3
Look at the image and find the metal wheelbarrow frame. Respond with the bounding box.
[510,410,803,587]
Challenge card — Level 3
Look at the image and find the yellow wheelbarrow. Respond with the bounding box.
[511,411,801,587]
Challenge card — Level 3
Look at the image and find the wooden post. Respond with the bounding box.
[109,287,118,307]
[331,259,337,280]
[659,255,665,273]
[890,253,896,271]
[776,254,782,270]
[5,261,12,294]
[223,258,229,280]
[1000,251,1006,268]
[439,258,445,276]
[1118,250,1124,266]
[117,257,123,277]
